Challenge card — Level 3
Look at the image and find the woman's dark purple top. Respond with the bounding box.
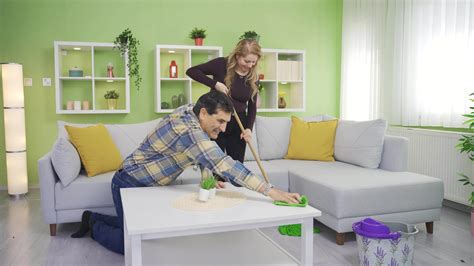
[186,57,257,130]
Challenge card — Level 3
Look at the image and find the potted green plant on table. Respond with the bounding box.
[189,27,207,46]
[456,93,474,234]
[104,90,119,110]
[199,176,216,202]
[239,30,260,42]
[114,28,141,90]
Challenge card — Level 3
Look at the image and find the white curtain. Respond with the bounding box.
[340,0,474,128]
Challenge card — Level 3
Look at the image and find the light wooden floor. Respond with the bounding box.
[0,189,473,265]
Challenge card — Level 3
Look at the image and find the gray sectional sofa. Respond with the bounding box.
[38,115,444,245]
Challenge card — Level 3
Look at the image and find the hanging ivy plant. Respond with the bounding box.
[114,28,141,90]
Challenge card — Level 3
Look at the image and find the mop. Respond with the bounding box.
[226,93,320,237]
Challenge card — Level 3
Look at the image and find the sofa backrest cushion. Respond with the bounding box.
[334,119,387,168]
[57,119,161,159]
[256,115,335,160]
[285,117,338,161]
[50,137,81,187]
[65,124,123,177]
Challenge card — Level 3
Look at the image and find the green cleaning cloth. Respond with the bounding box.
[278,224,321,237]
[273,195,308,207]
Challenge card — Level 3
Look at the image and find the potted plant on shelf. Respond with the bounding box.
[199,176,216,202]
[456,93,474,234]
[104,90,119,110]
[239,30,260,42]
[189,27,207,46]
[114,28,141,90]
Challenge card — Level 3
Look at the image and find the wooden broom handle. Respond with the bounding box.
[231,107,270,184]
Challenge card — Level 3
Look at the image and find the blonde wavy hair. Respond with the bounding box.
[224,39,262,101]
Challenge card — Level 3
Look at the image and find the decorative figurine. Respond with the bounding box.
[107,62,114,78]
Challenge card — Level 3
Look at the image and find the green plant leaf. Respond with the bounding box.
[239,30,260,42]
[201,176,216,190]
[104,90,119,99]
[114,28,141,90]
[189,27,207,39]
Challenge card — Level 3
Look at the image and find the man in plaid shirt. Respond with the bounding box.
[71,90,301,254]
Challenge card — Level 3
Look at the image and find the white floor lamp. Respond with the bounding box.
[1,63,28,196]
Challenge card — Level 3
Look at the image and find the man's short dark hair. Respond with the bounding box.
[193,90,234,116]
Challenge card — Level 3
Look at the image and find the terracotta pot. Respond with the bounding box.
[66,101,74,110]
[82,101,90,110]
[194,38,203,46]
[107,99,117,110]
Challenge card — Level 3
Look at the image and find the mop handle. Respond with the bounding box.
[230,106,270,184]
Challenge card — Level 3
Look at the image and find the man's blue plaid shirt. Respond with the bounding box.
[122,104,269,193]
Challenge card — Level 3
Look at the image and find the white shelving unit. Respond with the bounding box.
[258,48,306,112]
[155,44,223,113]
[54,41,130,114]
[154,45,305,113]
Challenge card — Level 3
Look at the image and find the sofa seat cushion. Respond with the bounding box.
[55,171,115,210]
[175,162,289,192]
[268,160,444,219]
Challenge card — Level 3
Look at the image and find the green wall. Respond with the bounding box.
[0,0,343,186]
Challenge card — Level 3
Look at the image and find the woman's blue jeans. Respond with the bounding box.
[90,169,145,254]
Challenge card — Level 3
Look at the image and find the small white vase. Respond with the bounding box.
[209,188,216,199]
[198,188,210,202]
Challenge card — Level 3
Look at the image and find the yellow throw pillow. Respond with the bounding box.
[285,116,338,161]
[65,124,122,177]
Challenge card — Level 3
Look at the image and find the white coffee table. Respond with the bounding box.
[121,184,321,266]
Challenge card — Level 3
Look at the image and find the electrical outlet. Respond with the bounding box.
[42,78,51,87]
[24,78,33,87]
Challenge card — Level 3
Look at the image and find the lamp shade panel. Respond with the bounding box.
[3,108,26,151]
[1,63,25,107]
[6,152,28,195]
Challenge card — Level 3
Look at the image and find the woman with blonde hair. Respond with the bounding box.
[187,39,262,163]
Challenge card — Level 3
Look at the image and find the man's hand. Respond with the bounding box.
[267,188,301,204]
[216,181,226,189]
[240,128,252,143]
[215,82,229,95]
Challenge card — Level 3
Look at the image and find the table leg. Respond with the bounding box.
[124,218,142,266]
[300,218,313,265]
[130,235,142,266]
[124,219,131,266]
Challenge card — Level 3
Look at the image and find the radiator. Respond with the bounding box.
[387,127,473,206]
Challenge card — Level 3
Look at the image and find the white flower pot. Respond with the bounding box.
[209,188,216,199]
[198,188,210,202]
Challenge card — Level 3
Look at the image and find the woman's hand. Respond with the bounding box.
[240,128,252,143]
[267,188,301,204]
[215,82,229,95]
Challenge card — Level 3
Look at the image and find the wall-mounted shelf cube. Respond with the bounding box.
[258,48,306,112]
[155,44,223,113]
[54,41,130,114]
